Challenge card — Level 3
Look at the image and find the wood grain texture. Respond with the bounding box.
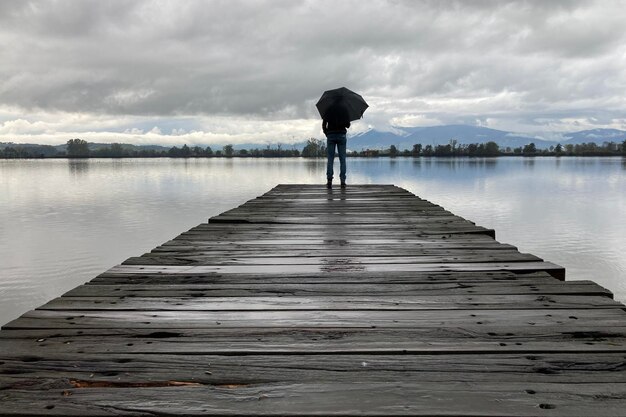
[3,326,626,354]
[0,183,623,415]
[3,382,626,416]
[37,294,623,311]
[6,308,624,330]
[61,281,609,298]
[101,261,566,280]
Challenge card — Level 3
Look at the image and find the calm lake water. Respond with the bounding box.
[1,157,625,325]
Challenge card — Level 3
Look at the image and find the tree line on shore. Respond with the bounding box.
[361,140,626,157]
[1,138,625,159]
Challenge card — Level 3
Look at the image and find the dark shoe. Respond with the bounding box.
[326,180,332,189]
[340,181,346,188]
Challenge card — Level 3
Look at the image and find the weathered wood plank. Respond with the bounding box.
[3,382,626,416]
[208,216,493,229]
[222,209,451,215]
[179,230,497,239]
[104,261,565,279]
[90,270,571,287]
[37,294,623,311]
[191,222,481,229]
[3,353,626,386]
[122,252,543,266]
[5,308,625,330]
[87,270,566,286]
[62,281,609,297]
[3,326,626,354]
[153,242,518,252]
[145,248,524,258]
[214,210,458,216]
[181,226,491,234]
[178,227,497,238]
[92,269,554,279]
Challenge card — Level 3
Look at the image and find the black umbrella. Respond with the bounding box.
[316,87,368,121]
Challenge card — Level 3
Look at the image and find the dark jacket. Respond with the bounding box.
[323,103,351,135]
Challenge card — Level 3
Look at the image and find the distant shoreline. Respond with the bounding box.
[1,138,624,159]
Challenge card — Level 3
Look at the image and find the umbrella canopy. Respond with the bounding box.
[316,87,368,121]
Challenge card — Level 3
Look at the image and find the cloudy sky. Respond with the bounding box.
[1,0,626,146]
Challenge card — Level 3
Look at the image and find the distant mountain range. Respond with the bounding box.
[347,125,626,150]
[2,125,625,153]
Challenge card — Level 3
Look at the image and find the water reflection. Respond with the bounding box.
[223,158,234,171]
[305,159,325,177]
[410,157,499,171]
[522,157,535,168]
[68,159,89,176]
[483,158,497,169]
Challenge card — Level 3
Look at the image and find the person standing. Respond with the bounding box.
[323,96,350,188]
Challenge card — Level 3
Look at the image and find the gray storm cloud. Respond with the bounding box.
[1,0,626,144]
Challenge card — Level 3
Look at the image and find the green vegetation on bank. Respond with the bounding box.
[356,140,626,157]
[1,138,625,159]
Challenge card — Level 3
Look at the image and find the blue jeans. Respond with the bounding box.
[326,133,347,181]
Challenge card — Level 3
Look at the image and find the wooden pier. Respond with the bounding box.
[2,184,626,415]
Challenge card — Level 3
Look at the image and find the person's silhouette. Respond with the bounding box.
[322,96,350,188]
